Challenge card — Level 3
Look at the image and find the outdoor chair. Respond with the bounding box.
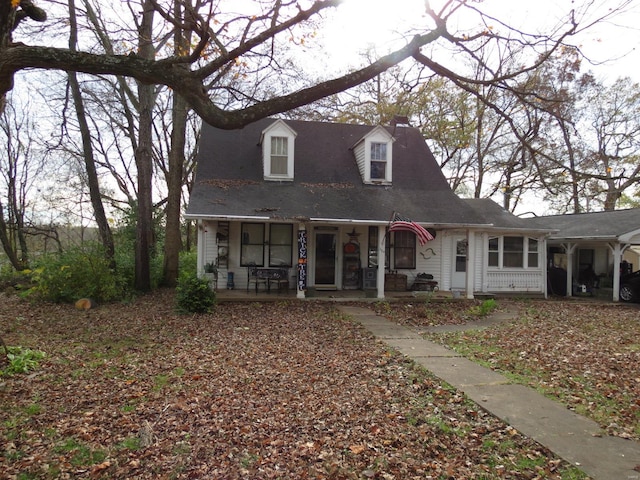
[246,264,268,293]
[267,268,289,293]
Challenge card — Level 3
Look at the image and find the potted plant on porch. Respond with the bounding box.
[203,261,218,287]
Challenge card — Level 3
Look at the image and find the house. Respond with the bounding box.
[185,117,553,299]
[524,209,640,301]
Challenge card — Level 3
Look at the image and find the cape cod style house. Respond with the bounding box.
[185,117,554,299]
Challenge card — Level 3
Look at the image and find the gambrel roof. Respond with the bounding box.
[187,118,493,226]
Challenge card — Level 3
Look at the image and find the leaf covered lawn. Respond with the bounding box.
[375,298,640,441]
[0,292,585,479]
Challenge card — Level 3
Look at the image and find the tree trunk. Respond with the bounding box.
[162,92,188,287]
[0,200,25,270]
[161,0,190,287]
[68,0,115,267]
[0,1,15,115]
[134,0,155,292]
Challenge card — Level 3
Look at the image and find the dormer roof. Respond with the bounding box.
[259,118,298,145]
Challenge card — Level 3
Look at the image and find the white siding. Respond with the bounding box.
[354,143,366,179]
[411,236,442,288]
[440,231,454,291]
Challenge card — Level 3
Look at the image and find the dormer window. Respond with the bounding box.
[270,136,288,175]
[370,142,387,180]
[352,126,394,184]
[261,119,297,181]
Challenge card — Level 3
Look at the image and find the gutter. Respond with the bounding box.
[185,214,554,235]
[184,213,270,221]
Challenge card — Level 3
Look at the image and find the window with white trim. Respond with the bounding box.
[370,142,387,180]
[270,136,288,175]
[488,236,539,268]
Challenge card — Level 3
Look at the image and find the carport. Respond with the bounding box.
[525,209,640,302]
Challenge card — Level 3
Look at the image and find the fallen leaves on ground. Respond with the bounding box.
[0,292,585,479]
[381,298,640,441]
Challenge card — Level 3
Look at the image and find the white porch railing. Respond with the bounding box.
[486,270,544,292]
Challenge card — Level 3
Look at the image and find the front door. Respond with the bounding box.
[451,236,467,290]
[315,231,337,289]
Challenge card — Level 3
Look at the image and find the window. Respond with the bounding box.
[394,231,416,269]
[270,136,288,175]
[241,223,264,266]
[269,224,293,267]
[456,239,468,272]
[528,238,539,268]
[488,237,499,267]
[488,236,540,269]
[367,226,378,267]
[370,142,387,180]
[503,236,523,268]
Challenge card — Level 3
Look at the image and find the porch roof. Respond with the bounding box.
[461,199,553,233]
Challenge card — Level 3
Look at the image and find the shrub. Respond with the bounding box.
[23,243,124,303]
[179,251,197,277]
[175,275,215,313]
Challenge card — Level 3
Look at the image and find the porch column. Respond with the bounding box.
[296,225,307,299]
[465,230,475,299]
[541,235,549,298]
[197,220,205,277]
[608,242,628,302]
[562,242,577,297]
[377,225,386,299]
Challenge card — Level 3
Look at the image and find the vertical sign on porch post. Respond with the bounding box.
[297,227,307,297]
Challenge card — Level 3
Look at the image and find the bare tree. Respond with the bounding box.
[67,0,115,266]
[0,99,45,270]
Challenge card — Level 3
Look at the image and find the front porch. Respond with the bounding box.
[212,287,465,303]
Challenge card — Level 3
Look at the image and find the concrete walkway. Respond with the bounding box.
[338,305,640,480]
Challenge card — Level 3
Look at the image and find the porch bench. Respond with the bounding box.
[255,267,289,293]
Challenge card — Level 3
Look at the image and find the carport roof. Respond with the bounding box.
[524,208,640,242]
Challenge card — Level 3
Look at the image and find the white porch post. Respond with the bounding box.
[377,225,386,299]
[197,220,205,277]
[297,224,307,299]
[563,242,576,297]
[541,235,549,298]
[465,230,475,299]
[480,232,488,293]
[608,242,628,302]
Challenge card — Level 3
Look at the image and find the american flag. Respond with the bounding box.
[388,212,434,246]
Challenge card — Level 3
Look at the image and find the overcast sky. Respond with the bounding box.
[322,0,640,83]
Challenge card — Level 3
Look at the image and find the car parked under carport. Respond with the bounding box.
[620,270,640,302]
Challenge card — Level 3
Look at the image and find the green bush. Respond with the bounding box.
[179,250,197,277]
[24,243,124,303]
[176,275,216,314]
